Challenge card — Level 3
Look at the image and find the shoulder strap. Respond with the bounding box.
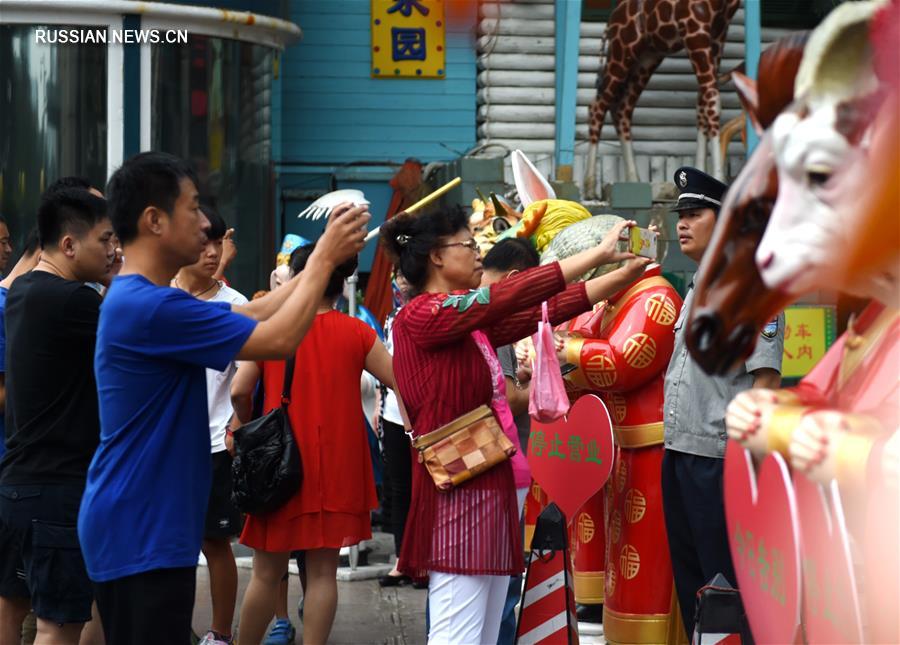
[281,358,296,406]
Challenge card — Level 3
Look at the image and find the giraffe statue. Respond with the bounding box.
[584,0,740,196]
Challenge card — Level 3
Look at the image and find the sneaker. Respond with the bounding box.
[263,619,296,645]
[198,631,234,645]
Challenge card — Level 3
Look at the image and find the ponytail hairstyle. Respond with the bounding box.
[289,242,358,299]
[379,205,470,294]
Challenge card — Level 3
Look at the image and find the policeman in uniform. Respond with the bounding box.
[662,167,785,638]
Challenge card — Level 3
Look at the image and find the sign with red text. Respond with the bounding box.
[782,305,836,378]
[724,441,801,644]
[527,394,614,522]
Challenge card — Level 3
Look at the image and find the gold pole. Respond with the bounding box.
[364,177,462,242]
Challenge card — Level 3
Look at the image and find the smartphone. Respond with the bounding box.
[628,227,658,259]
[560,362,577,376]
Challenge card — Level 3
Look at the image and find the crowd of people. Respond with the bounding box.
[0,149,783,645]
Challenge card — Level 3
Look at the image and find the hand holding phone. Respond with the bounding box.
[628,227,659,259]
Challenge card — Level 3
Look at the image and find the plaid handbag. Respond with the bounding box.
[412,404,516,490]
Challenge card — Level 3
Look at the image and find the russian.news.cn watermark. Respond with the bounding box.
[34,28,188,45]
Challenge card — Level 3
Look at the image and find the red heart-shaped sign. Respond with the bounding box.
[794,475,864,643]
[527,394,614,523]
[724,440,801,644]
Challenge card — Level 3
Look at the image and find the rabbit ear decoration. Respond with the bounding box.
[511,149,556,208]
[298,189,370,220]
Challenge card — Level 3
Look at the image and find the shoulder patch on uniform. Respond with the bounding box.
[761,318,778,339]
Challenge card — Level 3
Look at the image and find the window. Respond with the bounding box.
[0,25,107,252]
[152,35,274,296]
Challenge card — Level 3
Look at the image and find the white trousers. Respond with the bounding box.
[428,571,509,645]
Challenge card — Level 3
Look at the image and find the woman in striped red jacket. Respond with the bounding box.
[380,206,649,644]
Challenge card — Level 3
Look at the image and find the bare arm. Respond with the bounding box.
[230,361,261,426]
[364,339,395,391]
[557,219,636,283]
[235,204,370,360]
[583,257,653,304]
[505,376,530,416]
[233,273,300,322]
[752,367,781,390]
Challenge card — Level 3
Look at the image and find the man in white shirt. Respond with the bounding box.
[172,206,246,645]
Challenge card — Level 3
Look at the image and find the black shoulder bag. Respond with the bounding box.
[231,359,302,515]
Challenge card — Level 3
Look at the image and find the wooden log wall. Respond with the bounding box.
[475,0,793,187]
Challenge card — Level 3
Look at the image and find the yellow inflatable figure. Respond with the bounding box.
[517,199,592,253]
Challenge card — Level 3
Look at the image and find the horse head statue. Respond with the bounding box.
[685,32,809,374]
[756,0,893,303]
[688,0,896,374]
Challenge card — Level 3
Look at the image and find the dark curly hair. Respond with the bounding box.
[379,205,470,293]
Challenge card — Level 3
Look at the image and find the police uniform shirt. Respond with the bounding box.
[663,285,785,459]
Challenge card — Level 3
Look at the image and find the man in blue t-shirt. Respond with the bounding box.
[77,152,370,644]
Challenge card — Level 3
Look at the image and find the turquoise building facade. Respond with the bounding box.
[276,1,478,271]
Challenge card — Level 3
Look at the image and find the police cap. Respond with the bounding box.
[671,167,728,213]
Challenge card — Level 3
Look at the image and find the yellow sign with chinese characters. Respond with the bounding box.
[371,0,445,78]
[782,305,837,378]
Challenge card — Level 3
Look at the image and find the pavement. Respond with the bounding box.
[192,565,429,644]
[191,532,605,644]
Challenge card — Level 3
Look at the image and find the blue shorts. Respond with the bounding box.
[0,484,93,624]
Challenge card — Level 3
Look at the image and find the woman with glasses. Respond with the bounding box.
[380,206,650,644]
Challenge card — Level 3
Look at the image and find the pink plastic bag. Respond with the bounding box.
[528,302,571,422]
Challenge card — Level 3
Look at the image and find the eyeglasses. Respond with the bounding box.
[438,239,480,252]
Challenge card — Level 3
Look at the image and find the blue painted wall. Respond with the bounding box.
[272,0,478,270]
[279,0,477,164]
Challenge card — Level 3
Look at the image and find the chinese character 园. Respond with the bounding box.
[391,27,426,61]
[387,0,430,17]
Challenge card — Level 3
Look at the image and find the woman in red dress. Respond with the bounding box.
[380,207,650,644]
[230,245,394,644]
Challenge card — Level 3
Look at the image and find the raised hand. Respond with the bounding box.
[315,202,371,267]
[595,218,637,266]
[220,228,237,268]
[617,256,653,283]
